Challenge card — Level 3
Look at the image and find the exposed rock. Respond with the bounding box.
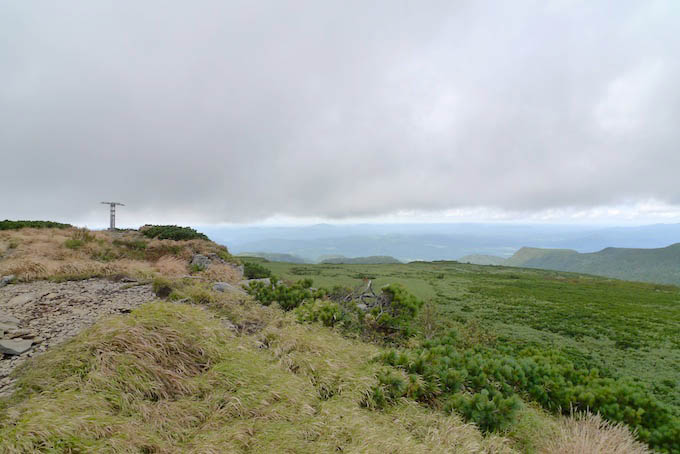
[190,254,243,278]
[0,312,19,326]
[0,275,15,288]
[204,253,225,263]
[0,278,154,396]
[8,293,35,306]
[0,339,32,356]
[190,254,212,270]
[213,282,247,295]
[7,329,34,339]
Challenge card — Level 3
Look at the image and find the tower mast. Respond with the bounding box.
[101,202,125,230]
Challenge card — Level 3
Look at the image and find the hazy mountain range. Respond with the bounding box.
[493,243,680,285]
[202,223,680,263]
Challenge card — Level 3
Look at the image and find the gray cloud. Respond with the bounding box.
[1,0,679,225]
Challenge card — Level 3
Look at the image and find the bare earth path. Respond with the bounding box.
[0,278,154,396]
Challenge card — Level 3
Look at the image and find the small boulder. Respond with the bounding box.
[0,275,15,288]
[213,282,246,295]
[205,253,226,264]
[8,329,34,339]
[0,339,33,356]
[190,254,212,270]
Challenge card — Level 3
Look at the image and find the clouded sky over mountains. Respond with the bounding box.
[2,1,679,227]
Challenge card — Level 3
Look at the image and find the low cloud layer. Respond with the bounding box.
[2,1,679,225]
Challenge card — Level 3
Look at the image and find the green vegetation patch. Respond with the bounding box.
[243,261,272,279]
[139,224,209,241]
[377,334,679,451]
[262,260,680,452]
[0,219,72,230]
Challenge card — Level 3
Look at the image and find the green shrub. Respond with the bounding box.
[243,262,272,279]
[379,332,680,450]
[64,239,84,250]
[444,390,521,433]
[140,225,208,241]
[368,284,423,336]
[296,299,346,327]
[0,220,71,230]
[246,278,323,311]
[251,280,423,344]
[64,229,96,250]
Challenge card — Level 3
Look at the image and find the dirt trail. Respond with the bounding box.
[0,278,154,396]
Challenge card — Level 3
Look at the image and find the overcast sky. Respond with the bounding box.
[1,1,679,227]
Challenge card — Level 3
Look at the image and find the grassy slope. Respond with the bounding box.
[0,228,658,453]
[505,243,680,285]
[0,299,514,453]
[265,261,680,411]
[0,228,518,453]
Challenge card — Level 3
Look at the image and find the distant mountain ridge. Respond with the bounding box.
[459,254,506,265]
[320,255,401,264]
[204,222,680,263]
[237,252,309,263]
[505,243,680,285]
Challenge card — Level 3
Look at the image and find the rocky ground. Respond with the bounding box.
[0,278,155,396]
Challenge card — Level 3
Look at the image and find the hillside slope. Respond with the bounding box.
[506,243,680,284]
[0,226,661,452]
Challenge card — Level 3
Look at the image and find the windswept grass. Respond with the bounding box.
[0,300,518,453]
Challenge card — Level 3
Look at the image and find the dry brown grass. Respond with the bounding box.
[155,255,188,277]
[540,412,651,454]
[0,227,237,283]
[201,263,241,283]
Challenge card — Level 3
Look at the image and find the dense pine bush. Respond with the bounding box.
[245,278,326,310]
[379,331,680,451]
[1,220,71,230]
[247,280,424,342]
[139,225,208,241]
[296,299,347,327]
[243,262,272,279]
[368,284,423,335]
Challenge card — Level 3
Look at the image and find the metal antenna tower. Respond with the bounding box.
[101,202,125,230]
